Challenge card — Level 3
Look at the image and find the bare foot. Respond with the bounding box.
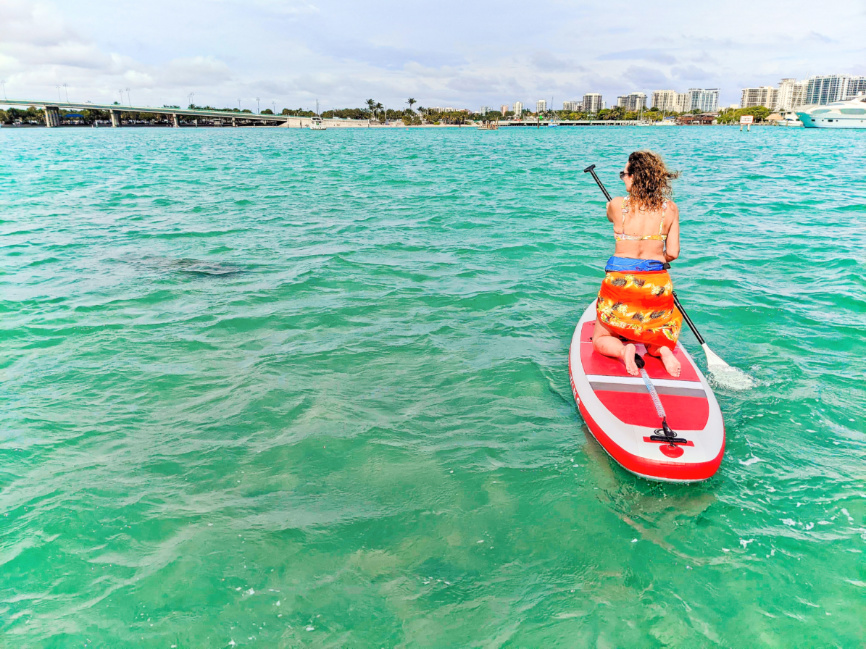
[621,343,639,376]
[659,347,681,377]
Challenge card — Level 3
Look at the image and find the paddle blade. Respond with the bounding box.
[702,344,755,390]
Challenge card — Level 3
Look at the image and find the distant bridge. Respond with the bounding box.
[0,99,373,128]
[1,99,658,129]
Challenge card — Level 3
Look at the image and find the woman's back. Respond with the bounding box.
[607,195,679,262]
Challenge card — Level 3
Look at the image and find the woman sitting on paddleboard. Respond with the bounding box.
[593,150,683,377]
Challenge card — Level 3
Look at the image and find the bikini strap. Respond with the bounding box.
[621,194,629,230]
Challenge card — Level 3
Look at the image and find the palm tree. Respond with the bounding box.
[375,102,384,122]
[365,98,376,119]
[407,97,416,112]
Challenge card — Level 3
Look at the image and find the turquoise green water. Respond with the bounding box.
[1,126,864,647]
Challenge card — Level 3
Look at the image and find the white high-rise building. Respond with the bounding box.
[583,93,603,114]
[624,92,647,112]
[687,88,719,112]
[849,77,866,98]
[675,93,690,113]
[740,86,779,109]
[775,79,808,111]
[500,104,509,114]
[651,90,678,112]
[562,100,581,111]
[804,75,866,104]
[536,99,547,113]
[513,101,524,115]
[616,96,627,108]
[480,106,490,115]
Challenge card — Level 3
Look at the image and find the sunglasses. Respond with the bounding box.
[619,171,630,179]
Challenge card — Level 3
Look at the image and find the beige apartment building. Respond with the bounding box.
[651,90,678,111]
[740,86,779,109]
[582,93,603,114]
[775,79,808,111]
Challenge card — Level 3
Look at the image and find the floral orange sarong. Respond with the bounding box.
[597,270,682,350]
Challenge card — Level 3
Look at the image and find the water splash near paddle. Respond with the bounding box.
[677,298,755,391]
[704,346,756,390]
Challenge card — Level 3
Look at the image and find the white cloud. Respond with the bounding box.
[213,0,319,15]
[163,57,233,87]
[0,1,78,46]
[1,0,863,110]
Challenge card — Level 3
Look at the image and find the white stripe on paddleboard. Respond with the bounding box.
[584,375,704,390]
[589,381,706,398]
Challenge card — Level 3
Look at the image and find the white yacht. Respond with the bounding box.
[797,95,866,129]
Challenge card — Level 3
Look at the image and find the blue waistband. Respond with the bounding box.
[604,256,665,272]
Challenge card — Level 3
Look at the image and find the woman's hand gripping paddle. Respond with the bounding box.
[583,164,755,390]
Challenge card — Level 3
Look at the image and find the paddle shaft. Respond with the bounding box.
[672,292,705,345]
[582,164,707,346]
[583,164,613,201]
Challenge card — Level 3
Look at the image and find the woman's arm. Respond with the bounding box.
[664,203,680,262]
[606,197,622,223]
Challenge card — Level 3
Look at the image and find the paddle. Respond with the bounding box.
[582,164,755,390]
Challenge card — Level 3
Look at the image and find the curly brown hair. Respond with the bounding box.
[627,151,679,211]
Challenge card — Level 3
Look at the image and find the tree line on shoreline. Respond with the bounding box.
[1,98,781,125]
[715,106,772,124]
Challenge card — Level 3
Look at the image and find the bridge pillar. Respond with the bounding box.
[171,114,180,128]
[43,106,61,127]
[110,110,121,127]
[232,117,237,127]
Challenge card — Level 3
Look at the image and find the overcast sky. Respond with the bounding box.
[1,0,864,111]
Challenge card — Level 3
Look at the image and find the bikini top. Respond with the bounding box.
[614,194,667,242]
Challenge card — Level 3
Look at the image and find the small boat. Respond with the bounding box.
[768,113,804,127]
[569,300,725,483]
[797,95,866,128]
[309,99,327,130]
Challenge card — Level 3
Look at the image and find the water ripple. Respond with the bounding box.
[1,126,864,647]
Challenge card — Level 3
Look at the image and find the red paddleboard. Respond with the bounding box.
[569,300,725,483]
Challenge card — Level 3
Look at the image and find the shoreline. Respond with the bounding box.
[0,122,808,129]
